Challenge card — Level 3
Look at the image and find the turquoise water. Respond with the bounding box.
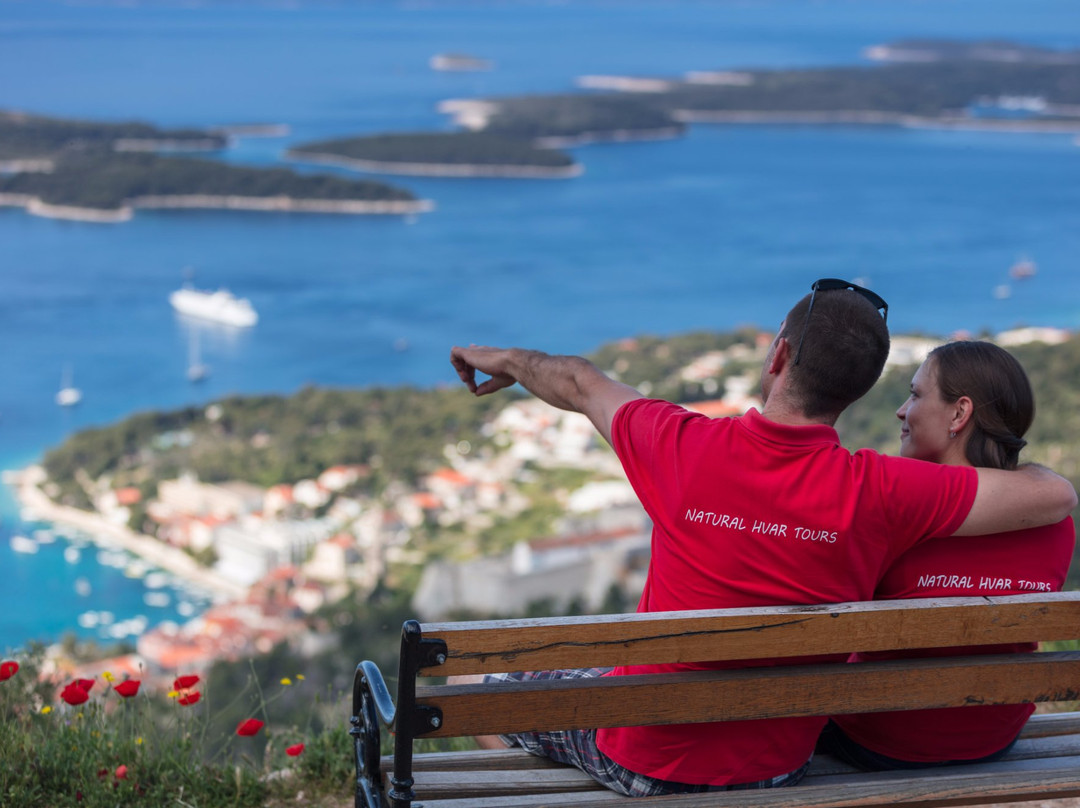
[2,0,1079,651]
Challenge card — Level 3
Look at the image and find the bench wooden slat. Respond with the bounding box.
[402,735,1080,801]
[389,747,563,772]
[416,652,1080,738]
[387,713,1080,776]
[416,755,1080,808]
[1019,709,1080,738]
[418,594,1080,676]
[407,768,601,798]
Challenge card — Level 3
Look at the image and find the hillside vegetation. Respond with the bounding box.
[42,386,504,501]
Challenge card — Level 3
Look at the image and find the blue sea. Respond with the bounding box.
[2,0,1079,652]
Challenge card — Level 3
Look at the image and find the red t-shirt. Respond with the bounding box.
[833,516,1075,762]
[596,400,979,786]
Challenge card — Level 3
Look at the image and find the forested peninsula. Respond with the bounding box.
[0,112,426,220]
[464,42,1080,134]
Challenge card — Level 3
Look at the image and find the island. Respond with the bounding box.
[654,58,1080,131]
[285,95,685,178]
[466,41,1080,137]
[0,109,227,169]
[288,131,581,178]
[0,149,430,221]
[0,110,428,221]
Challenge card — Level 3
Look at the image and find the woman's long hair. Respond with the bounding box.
[928,341,1034,470]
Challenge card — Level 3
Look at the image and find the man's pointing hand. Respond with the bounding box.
[450,345,519,396]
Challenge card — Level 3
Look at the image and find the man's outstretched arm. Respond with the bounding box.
[952,464,1078,536]
[450,345,642,445]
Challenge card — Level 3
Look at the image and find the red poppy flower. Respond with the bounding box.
[0,660,18,681]
[173,674,200,690]
[236,718,264,737]
[96,769,109,780]
[115,765,128,781]
[285,743,305,757]
[61,682,90,705]
[178,691,201,706]
[114,680,140,698]
[76,678,95,693]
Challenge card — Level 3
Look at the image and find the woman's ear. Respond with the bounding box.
[952,395,974,434]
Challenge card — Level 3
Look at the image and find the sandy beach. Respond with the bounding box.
[9,467,247,601]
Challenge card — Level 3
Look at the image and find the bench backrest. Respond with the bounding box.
[409,593,1080,738]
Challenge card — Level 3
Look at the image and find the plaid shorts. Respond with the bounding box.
[484,668,810,797]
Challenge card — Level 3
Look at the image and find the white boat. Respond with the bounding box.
[144,592,171,608]
[124,559,151,579]
[144,571,169,589]
[96,549,128,569]
[170,286,258,327]
[10,535,39,554]
[430,52,493,72]
[56,364,82,407]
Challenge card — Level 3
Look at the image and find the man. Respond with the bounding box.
[448,279,1077,797]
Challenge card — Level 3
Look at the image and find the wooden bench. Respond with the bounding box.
[350,592,1080,808]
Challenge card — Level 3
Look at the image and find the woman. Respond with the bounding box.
[821,340,1076,769]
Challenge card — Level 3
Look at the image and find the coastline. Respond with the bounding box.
[9,467,247,601]
[287,150,584,178]
[0,193,133,223]
[673,109,1080,133]
[0,192,433,223]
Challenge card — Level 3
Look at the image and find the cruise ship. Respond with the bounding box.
[169,286,258,327]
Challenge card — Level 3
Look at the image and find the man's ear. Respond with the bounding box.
[768,336,791,376]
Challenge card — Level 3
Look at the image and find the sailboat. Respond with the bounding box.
[56,363,82,406]
[186,329,209,382]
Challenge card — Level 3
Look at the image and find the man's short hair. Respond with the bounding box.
[780,289,890,419]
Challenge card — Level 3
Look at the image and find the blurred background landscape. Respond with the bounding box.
[2,0,1079,750]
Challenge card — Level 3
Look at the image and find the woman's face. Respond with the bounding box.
[896,359,957,463]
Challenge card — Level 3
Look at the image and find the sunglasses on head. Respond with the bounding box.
[792,278,889,366]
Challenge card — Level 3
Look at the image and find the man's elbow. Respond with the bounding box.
[1057,483,1079,520]
[1020,466,1078,524]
